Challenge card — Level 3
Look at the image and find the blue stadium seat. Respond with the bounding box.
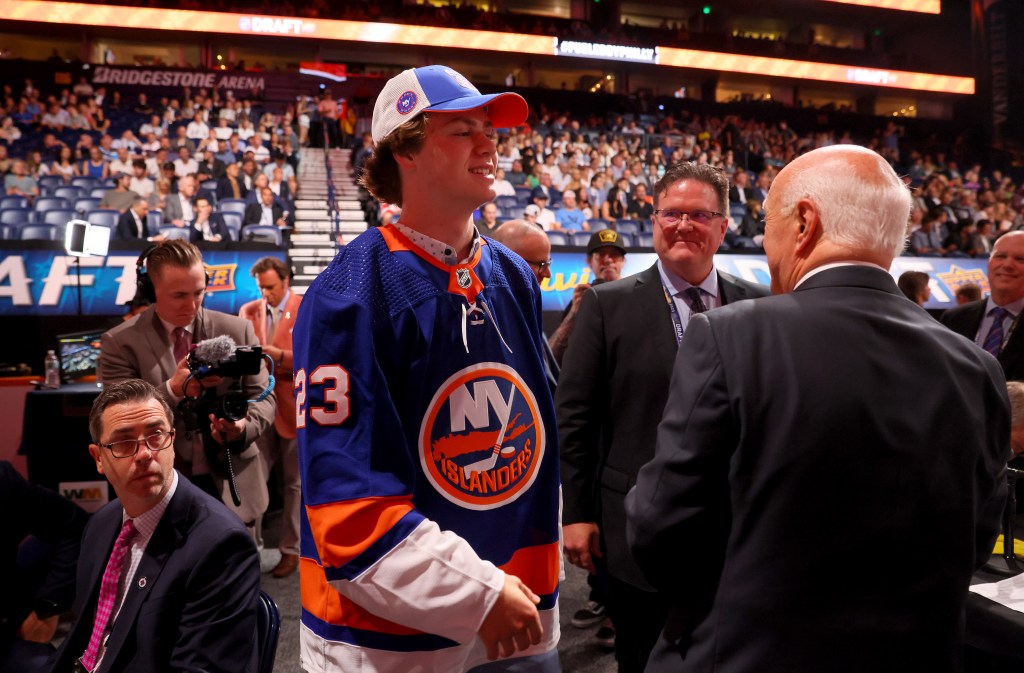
[158,226,192,241]
[495,195,519,214]
[0,209,32,234]
[74,197,101,215]
[53,186,84,202]
[615,221,640,235]
[220,211,242,242]
[730,203,747,221]
[637,232,654,247]
[217,199,248,216]
[0,196,28,210]
[240,225,282,246]
[19,224,61,241]
[71,176,98,190]
[41,209,76,227]
[86,209,120,229]
[546,231,569,246]
[570,231,592,247]
[33,196,71,215]
[587,218,611,230]
[146,209,164,236]
[90,187,109,199]
[503,206,525,220]
[37,175,63,194]
[615,232,634,247]
[548,188,562,206]
[514,187,532,206]
[200,179,219,194]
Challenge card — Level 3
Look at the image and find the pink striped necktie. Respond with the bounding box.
[173,326,190,363]
[80,519,138,672]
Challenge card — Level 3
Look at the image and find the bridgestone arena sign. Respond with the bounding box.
[91,66,266,92]
[556,39,658,64]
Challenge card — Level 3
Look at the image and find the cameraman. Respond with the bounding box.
[99,240,276,537]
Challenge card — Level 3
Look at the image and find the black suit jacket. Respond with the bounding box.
[189,212,231,242]
[242,202,283,227]
[49,473,260,673]
[626,266,1008,673]
[115,209,147,240]
[215,176,249,202]
[557,263,767,589]
[941,299,1024,381]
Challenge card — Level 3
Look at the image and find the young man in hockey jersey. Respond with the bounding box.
[293,65,562,673]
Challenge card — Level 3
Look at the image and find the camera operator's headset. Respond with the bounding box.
[136,245,211,303]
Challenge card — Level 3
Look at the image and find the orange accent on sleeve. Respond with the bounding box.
[300,557,428,635]
[305,496,414,569]
[498,542,560,595]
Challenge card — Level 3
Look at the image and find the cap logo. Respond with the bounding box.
[599,230,618,243]
[444,68,474,90]
[396,91,418,115]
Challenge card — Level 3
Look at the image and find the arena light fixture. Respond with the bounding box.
[819,0,941,14]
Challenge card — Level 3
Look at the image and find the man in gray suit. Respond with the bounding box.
[626,145,1008,673]
[99,239,275,535]
[557,162,767,673]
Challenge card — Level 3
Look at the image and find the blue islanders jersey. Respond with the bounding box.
[293,224,561,673]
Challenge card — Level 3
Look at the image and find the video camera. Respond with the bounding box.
[185,335,263,421]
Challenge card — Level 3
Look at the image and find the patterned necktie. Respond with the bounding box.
[983,307,1009,357]
[172,326,190,363]
[684,287,709,314]
[80,519,138,672]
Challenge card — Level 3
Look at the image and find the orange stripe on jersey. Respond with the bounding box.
[300,557,428,636]
[305,496,414,569]
[499,541,560,595]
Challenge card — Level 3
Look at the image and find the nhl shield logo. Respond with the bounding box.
[456,267,472,289]
[420,363,545,510]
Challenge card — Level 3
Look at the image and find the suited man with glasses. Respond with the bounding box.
[557,162,767,673]
[50,379,260,673]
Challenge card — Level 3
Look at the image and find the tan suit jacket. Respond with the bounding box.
[239,291,301,438]
[98,304,275,524]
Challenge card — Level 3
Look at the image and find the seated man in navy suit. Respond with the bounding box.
[48,379,260,673]
[190,195,231,243]
[114,198,150,241]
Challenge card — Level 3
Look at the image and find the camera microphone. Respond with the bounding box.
[193,335,237,364]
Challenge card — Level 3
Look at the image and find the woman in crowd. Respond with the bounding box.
[79,146,108,180]
[148,177,172,212]
[601,177,630,221]
[51,145,79,182]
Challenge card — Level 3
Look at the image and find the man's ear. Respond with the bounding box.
[88,444,105,476]
[794,198,821,255]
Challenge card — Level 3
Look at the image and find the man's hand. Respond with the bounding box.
[563,522,602,574]
[208,414,247,445]
[17,611,58,643]
[478,574,542,660]
[169,356,223,398]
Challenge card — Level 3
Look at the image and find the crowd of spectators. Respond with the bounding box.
[0,77,303,245]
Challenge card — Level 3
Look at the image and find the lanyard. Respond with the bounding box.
[661,277,684,346]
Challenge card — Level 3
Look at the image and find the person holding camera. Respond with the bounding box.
[99,239,276,537]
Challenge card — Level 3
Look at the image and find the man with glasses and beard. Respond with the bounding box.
[557,162,767,673]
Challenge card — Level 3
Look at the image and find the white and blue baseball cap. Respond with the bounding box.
[371,65,528,144]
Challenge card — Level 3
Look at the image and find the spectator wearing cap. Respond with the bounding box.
[550,229,627,364]
[554,190,590,233]
[99,172,140,214]
[523,203,542,228]
[531,186,556,230]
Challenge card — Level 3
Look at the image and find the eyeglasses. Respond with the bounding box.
[526,258,553,270]
[654,209,724,226]
[99,430,175,459]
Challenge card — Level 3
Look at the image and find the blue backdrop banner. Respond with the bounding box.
[0,249,286,316]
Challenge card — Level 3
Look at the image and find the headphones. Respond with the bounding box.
[136,245,212,303]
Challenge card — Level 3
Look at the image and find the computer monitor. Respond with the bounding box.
[56,329,105,383]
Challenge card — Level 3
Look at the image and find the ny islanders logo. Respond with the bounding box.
[420,363,544,510]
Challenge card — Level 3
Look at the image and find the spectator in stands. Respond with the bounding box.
[973,219,995,257]
[164,174,196,226]
[739,199,765,240]
[173,146,198,179]
[729,171,754,205]
[185,112,209,141]
[148,177,172,213]
[217,161,248,202]
[132,92,153,114]
[129,160,154,200]
[243,187,286,228]
[554,189,589,233]
[97,134,117,163]
[530,188,556,230]
[602,178,630,221]
[263,151,294,181]
[491,168,516,197]
[100,172,140,214]
[170,126,195,155]
[248,134,270,164]
[523,203,541,228]
[4,160,38,202]
[317,89,340,148]
[139,114,164,139]
[240,157,259,192]
[90,107,110,134]
[897,271,931,307]
[910,209,946,256]
[80,146,109,181]
[197,148,226,182]
[112,129,141,154]
[507,159,527,187]
[475,202,501,236]
[160,162,179,194]
[115,198,150,241]
[190,195,229,243]
[0,146,12,177]
[109,147,133,176]
[238,256,303,578]
[50,146,79,183]
[0,117,22,145]
[268,166,293,209]
[40,102,70,131]
[48,379,261,673]
[956,283,982,305]
[626,183,653,221]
